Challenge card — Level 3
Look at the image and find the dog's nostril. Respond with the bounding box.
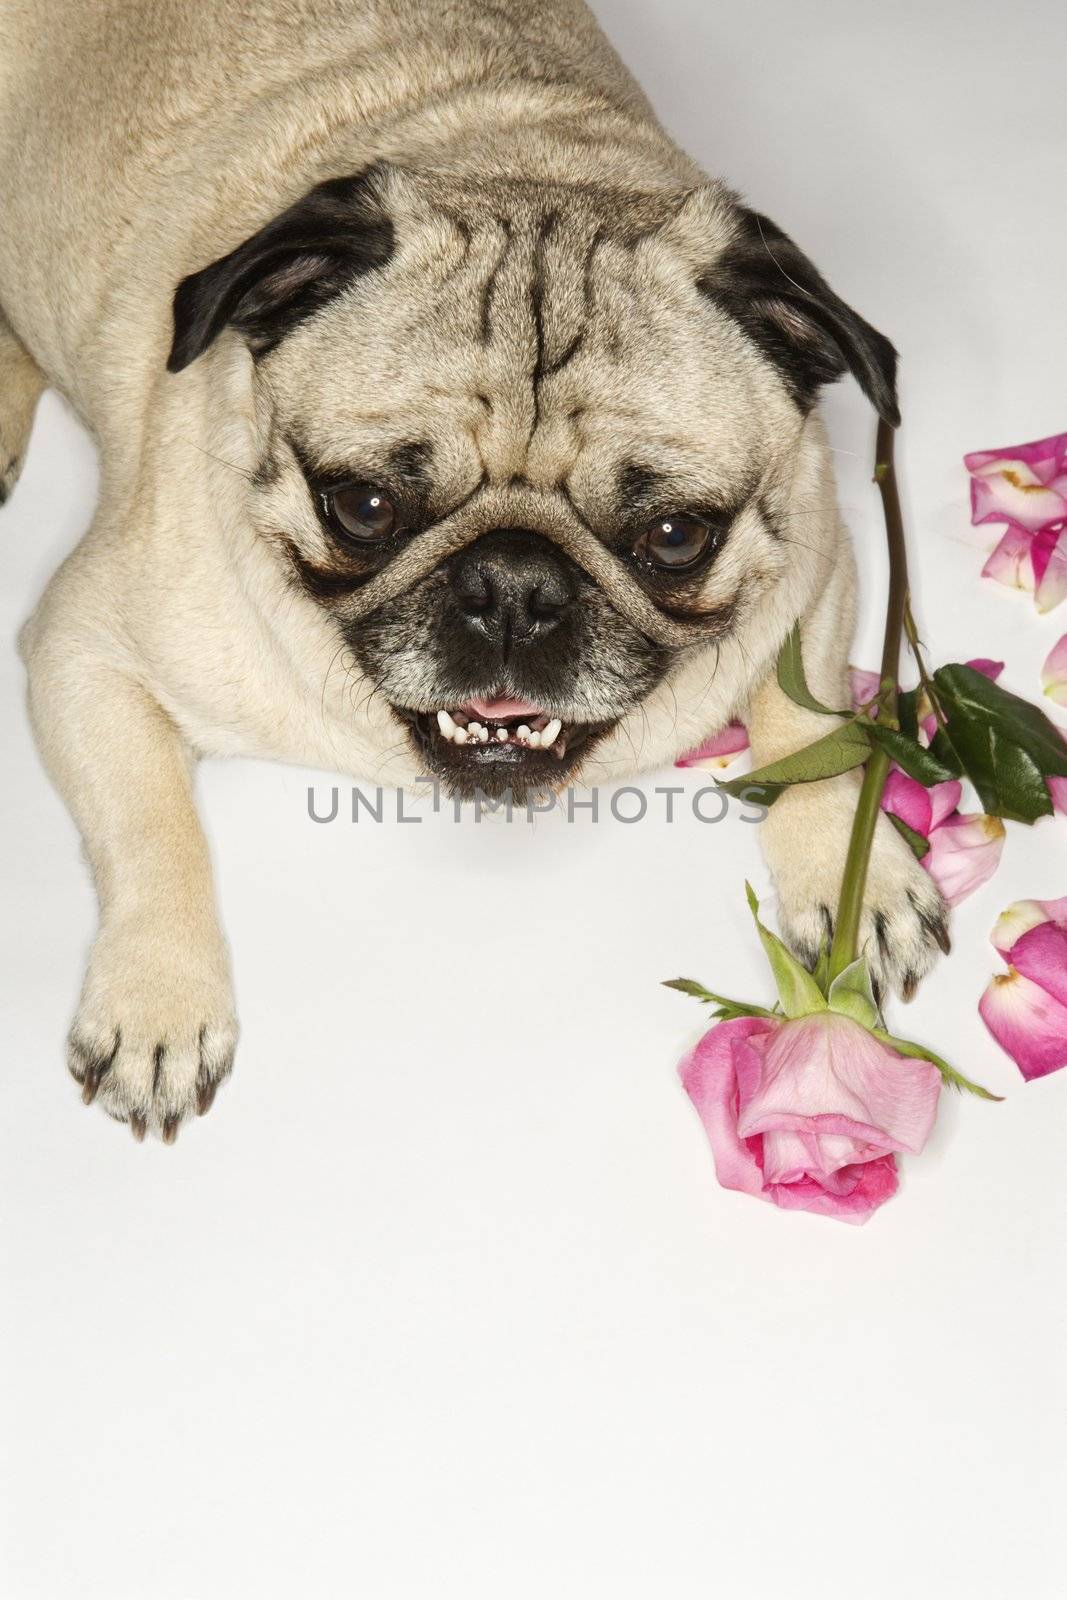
[452,564,493,615]
[528,580,568,621]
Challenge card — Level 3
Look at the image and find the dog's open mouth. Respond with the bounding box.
[436,696,568,756]
[394,694,616,792]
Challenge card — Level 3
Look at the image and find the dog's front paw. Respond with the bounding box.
[67,919,237,1141]
[762,782,950,1002]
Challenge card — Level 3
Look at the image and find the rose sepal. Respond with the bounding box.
[826,957,881,1029]
[661,978,774,1022]
[745,882,827,1018]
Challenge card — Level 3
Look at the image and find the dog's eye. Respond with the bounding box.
[634,513,712,570]
[322,484,398,541]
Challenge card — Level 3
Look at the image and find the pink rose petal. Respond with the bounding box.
[881,768,934,837]
[964,433,1067,478]
[970,474,1067,533]
[850,667,883,713]
[675,721,750,770]
[921,812,1005,907]
[1048,776,1067,814]
[1034,526,1067,613]
[927,778,966,830]
[979,970,1067,1081]
[965,433,1067,531]
[1010,921,1067,1010]
[990,896,1067,955]
[982,524,1036,592]
[1042,635,1067,707]
[966,657,1006,682]
[679,1017,777,1201]
[767,1155,899,1221]
[966,435,1067,610]
[880,771,999,907]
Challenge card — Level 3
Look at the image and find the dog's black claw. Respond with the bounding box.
[902,969,920,1002]
[73,1029,120,1105]
[130,1112,147,1143]
[161,1115,180,1145]
[196,1079,217,1116]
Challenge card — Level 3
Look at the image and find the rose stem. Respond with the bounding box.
[827,418,909,982]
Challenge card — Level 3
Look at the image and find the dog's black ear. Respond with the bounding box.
[167,167,394,372]
[698,209,900,426]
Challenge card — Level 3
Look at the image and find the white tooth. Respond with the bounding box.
[469,721,485,738]
[527,730,542,748]
[437,710,457,737]
[516,725,531,742]
[542,718,562,747]
[496,727,508,742]
[478,728,489,743]
[453,726,469,744]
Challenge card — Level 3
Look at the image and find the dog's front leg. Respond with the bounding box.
[23,630,237,1138]
[746,553,949,1001]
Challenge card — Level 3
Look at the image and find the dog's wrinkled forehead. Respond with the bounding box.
[170,161,898,515]
[269,166,785,508]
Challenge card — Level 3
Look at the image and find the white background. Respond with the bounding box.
[2,2,1065,1596]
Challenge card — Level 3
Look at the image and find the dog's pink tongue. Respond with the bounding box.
[464,695,542,720]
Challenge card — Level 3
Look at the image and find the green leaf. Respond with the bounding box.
[888,812,930,861]
[661,979,773,1019]
[717,721,871,798]
[932,663,1067,823]
[827,958,880,1028]
[936,664,1067,777]
[933,710,1053,824]
[868,722,960,784]
[711,1002,777,1022]
[732,780,787,810]
[776,624,844,716]
[898,686,920,741]
[929,725,963,776]
[745,882,826,1019]
[872,1029,1003,1102]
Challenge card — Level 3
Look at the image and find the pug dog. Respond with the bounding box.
[0,0,948,1140]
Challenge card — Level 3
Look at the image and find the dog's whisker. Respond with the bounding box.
[179,438,257,483]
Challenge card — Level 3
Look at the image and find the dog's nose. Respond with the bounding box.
[449,529,576,648]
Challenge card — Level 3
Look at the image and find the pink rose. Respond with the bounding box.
[680,1012,942,1225]
[978,897,1067,1081]
[881,769,1004,906]
[965,432,1067,613]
